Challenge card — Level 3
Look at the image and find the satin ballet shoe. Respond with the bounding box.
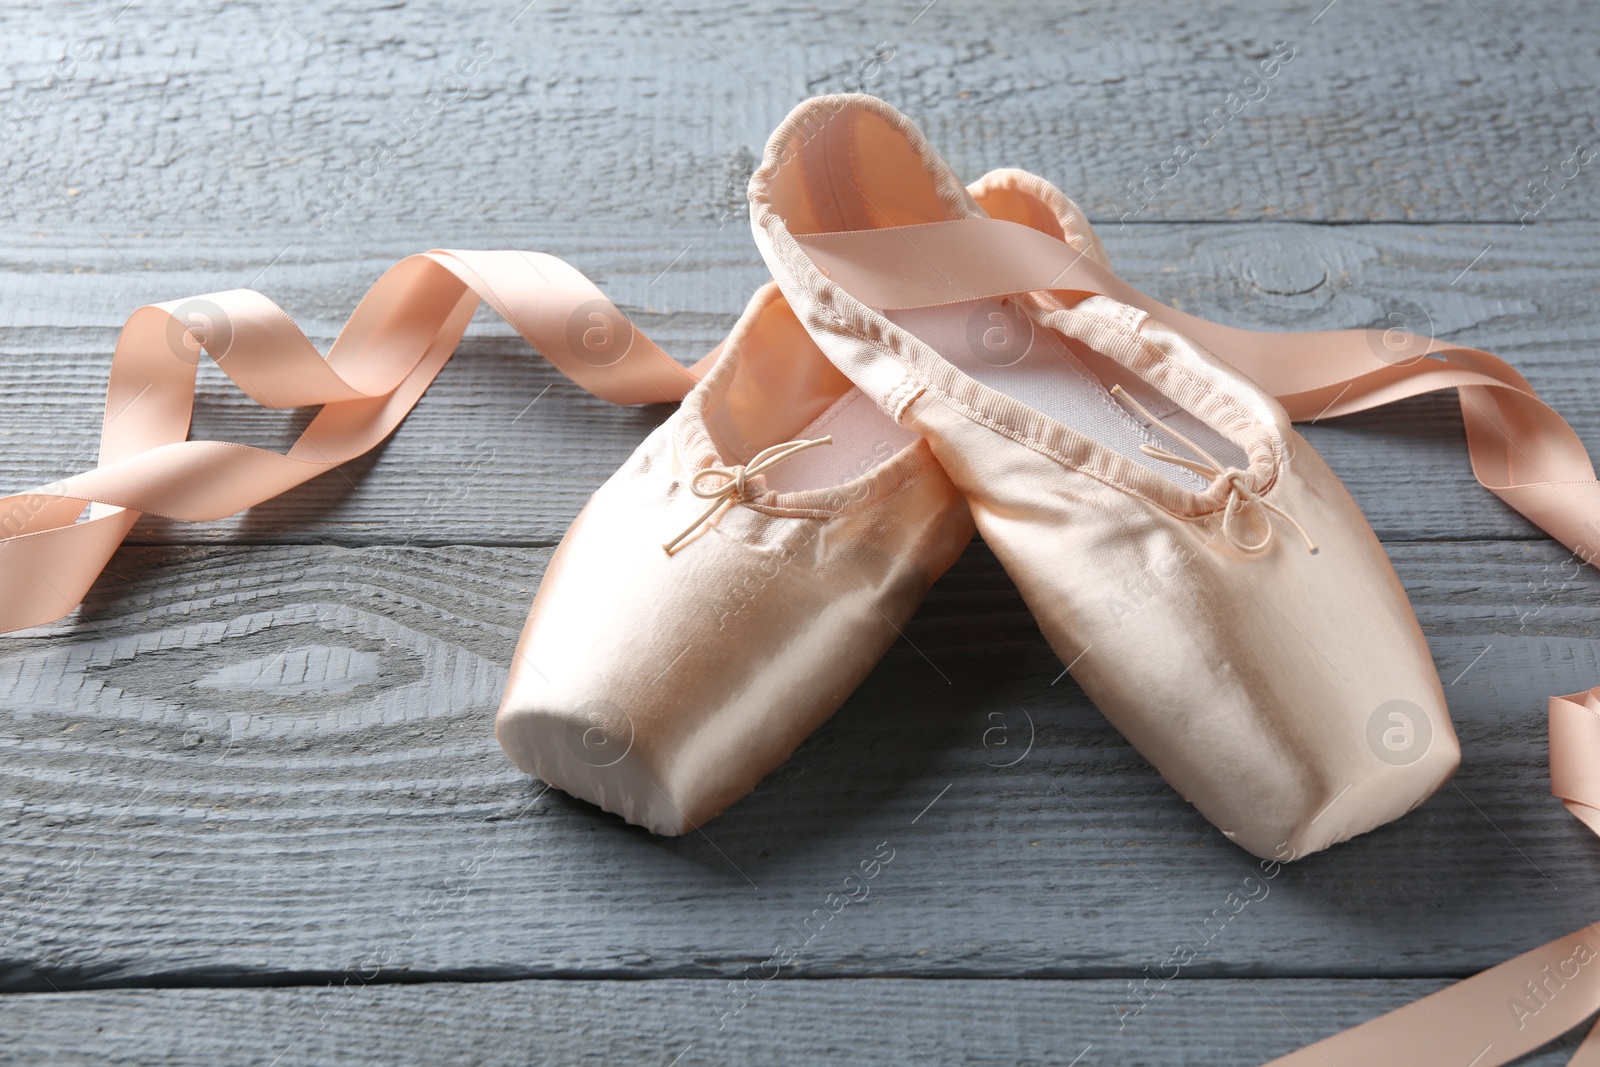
[750,93,1459,860]
[495,282,975,834]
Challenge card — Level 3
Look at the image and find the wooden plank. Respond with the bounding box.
[2,538,1595,990]
[4,0,1599,1052]
[3,221,1596,545]
[3,0,1596,228]
[0,978,1585,1066]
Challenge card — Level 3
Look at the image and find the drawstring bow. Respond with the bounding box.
[662,436,834,554]
[1111,385,1318,556]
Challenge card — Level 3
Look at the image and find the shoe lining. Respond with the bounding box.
[759,388,919,494]
[775,106,1246,494]
[885,300,1247,492]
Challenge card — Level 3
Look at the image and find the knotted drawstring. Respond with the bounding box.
[1110,385,1318,556]
[661,436,835,554]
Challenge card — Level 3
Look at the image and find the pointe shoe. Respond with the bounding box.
[750,93,1459,859]
[495,283,975,834]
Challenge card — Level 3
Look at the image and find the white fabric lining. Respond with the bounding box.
[759,387,919,494]
[885,299,1248,491]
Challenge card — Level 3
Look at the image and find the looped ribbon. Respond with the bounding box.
[661,435,833,554]
[0,248,719,635]
[1553,689,1600,839]
[1110,385,1319,555]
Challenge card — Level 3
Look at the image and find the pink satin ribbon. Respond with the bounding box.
[786,217,1600,1065]
[1555,692,1600,840]
[0,249,715,634]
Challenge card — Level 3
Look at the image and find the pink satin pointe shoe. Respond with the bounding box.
[750,93,1460,860]
[495,282,974,834]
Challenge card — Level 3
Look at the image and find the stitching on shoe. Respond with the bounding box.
[801,284,1182,507]
[739,438,946,521]
[886,377,925,423]
[1064,300,1286,474]
[799,280,1277,522]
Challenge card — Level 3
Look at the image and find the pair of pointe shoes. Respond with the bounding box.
[497,94,1459,861]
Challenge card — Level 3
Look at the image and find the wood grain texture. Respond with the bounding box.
[4,0,1599,1059]
[2,0,1597,231]
[4,221,1598,545]
[0,978,1587,1067]
[2,539,1595,992]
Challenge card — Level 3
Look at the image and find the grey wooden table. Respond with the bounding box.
[3,1,1598,1063]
